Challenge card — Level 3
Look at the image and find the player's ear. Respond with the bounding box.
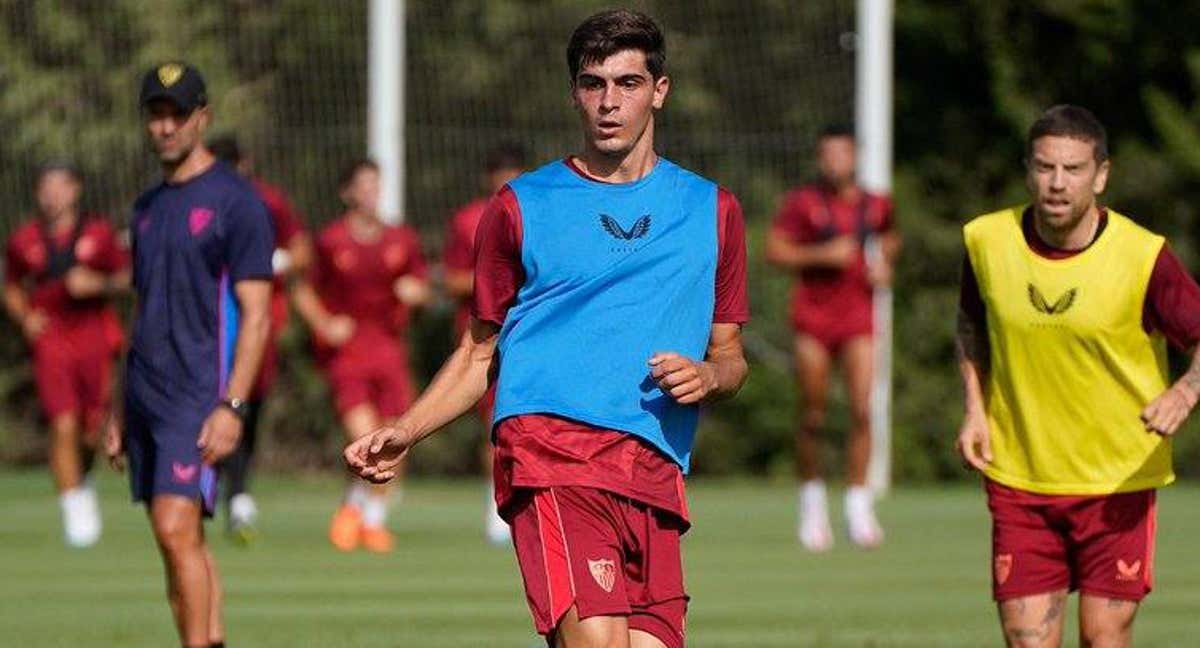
[195,106,212,131]
[652,74,670,110]
[1093,158,1110,195]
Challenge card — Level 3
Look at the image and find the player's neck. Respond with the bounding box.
[163,147,216,185]
[824,178,860,202]
[346,209,383,242]
[575,132,658,183]
[40,209,78,235]
[1034,204,1101,251]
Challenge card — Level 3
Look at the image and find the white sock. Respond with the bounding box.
[799,480,829,512]
[362,494,388,528]
[60,486,100,547]
[346,483,370,510]
[230,493,258,523]
[844,485,874,517]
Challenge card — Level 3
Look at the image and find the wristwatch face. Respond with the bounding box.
[223,398,248,418]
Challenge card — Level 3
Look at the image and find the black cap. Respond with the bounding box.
[140,62,207,112]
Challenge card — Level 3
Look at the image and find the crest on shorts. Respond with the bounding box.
[588,558,616,593]
[1116,559,1142,582]
[995,553,1013,586]
[158,63,184,87]
[171,461,198,484]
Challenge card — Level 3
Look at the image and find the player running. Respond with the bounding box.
[4,162,129,547]
[105,62,273,648]
[441,142,526,545]
[956,105,1200,648]
[294,159,429,553]
[347,10,748,647]
[208,134,313,544]
[765,124,899,551]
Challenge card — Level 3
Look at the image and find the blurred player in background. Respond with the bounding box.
[3,162,129,547]
[208,134,313,544]
[294,159,429,553]
[347,10,749,647]
[765,124,899,551]
[957,105,1200,648]
[442,142,526,545]
[106,62,273,648]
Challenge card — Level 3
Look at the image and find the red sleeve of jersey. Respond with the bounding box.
[402,226,428,279]
[876,195,896,232]
[715,187,750,324]
[471,186,524,327]
[959,254,987,336]
[5,229,29,284]
[1143,244,1200,350]
[87,220,130,272]
[255,181,305,245]
[442,206,475,272]
[770,189,817,243]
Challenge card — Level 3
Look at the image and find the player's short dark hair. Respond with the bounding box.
[818,123,855,142]
[34,159,81,188]
[338,158,379,189]
[1027,104,1109,162]
[567,9,666,81]
[485,142,527,173]
[208,134,242,165]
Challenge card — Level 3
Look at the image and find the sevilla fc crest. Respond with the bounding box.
[588,558,616,593]
[995,554,1013,586]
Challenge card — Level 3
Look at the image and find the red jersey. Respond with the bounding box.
[473,164,750,522]
[960,208,1200,351]
[250,178,307,396]
[312,215,427,357]
[442,197,488,335]
[771,184,894,326]
[5,215,128,344]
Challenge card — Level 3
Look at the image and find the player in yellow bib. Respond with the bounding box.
[956,105,1200,648]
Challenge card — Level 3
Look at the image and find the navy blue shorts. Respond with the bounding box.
[125,403,218,517]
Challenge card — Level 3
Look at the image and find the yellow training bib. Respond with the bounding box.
[964,206,1172,495]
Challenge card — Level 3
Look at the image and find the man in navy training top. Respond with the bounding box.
[105,62,273,648]
[347,10,749,648]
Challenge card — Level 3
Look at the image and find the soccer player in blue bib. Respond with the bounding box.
[105,62,273,648]
[347,10,749,647]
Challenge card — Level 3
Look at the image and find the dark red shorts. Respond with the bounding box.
[987,479,1156,602]
[792,306,873,355]
[508,486,689,648]
[324,338,414,418]
[32,331,114,428]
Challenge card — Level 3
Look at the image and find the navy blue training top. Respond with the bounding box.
[126,161,274,421]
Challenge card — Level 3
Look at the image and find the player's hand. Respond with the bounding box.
[394,275,430,307]
[344,423,417,484]
[103,413,125,472]
[822,235,859,269]
[867,259,893,287]
[955,411,993,471]
[21,310,47,341]
[197,406,243,465]
[648,352,717,405]
[64,266,109,298]
[322,314,356,347]
[1140,383,1199,436]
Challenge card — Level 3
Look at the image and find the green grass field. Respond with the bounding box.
[3,471,1199,647]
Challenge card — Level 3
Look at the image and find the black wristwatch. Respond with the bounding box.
[219,397,250,421]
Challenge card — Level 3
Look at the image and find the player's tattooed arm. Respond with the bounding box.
[1141,342,1200,436]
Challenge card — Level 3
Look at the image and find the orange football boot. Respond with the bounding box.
[329,504,363,551]
[361,525,395,553]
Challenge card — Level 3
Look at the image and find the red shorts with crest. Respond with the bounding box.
[508,486,689,648]
[987,479,1156,602]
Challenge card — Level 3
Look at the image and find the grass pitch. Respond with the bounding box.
[2,471,1198,647]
